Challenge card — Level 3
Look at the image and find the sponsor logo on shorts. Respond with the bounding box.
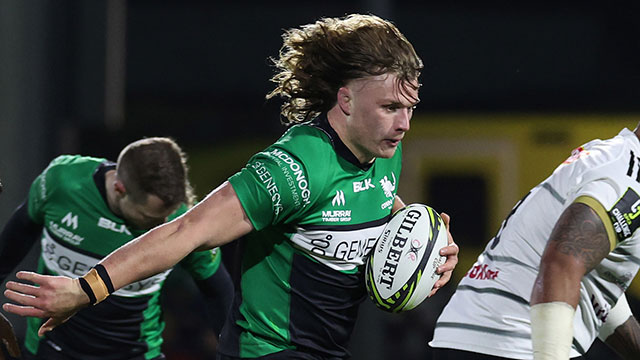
[465,264,499,280]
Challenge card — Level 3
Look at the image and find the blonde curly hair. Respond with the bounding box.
[267,14,423,125]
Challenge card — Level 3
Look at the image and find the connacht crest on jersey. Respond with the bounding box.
[380,172,396,198]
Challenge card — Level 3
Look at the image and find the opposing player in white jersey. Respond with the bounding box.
[430,124,640,359]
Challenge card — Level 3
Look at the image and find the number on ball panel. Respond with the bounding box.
[365,204,447,312]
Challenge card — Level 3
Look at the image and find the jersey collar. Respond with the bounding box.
[93,161,117,205]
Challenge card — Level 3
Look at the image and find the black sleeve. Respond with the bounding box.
[194,262,234,336]
[0,200,42,284]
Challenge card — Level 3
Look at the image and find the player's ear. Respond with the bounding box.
[114,179,127,197]
[337,87,351,116]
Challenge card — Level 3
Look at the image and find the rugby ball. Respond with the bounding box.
[365,204,448,312]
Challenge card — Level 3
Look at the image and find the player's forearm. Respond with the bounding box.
[99,215,199,290]
[604,316,640,360]
[530,249,583,307]
[530,202,611,359]
[529,252,580,360]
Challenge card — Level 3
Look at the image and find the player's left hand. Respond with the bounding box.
[0,312,21,360]
[3,271,88,337]
[430,212,459,297]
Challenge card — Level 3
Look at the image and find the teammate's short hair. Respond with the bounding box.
[267,13,423,125]
[116,137,195,208]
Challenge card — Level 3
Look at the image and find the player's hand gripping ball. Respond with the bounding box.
[365,204,448,312]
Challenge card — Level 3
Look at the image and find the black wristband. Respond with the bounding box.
[78,277,97,305]
[93,264,114,294]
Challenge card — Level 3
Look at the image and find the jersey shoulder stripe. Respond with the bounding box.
[574,195,617,251]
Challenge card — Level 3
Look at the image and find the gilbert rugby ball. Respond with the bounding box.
[365,204,448,312]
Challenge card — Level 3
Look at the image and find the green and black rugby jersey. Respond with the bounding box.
[221,115,402,359]
[25,155,222,360]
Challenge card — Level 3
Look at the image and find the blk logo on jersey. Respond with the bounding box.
[609,188,640,241]
[61,212,78,230]
[98,217,132,235]
[353,179,375,193]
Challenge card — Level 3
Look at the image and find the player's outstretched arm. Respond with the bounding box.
[98,181,253,288]
[0,312,21,360]
[4,181,253,336]
[530,201,611,360]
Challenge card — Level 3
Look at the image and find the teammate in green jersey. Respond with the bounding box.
[3,14,459,359]
[0,138,233,359]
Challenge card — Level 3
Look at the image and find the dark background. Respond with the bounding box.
[1,0,639,359]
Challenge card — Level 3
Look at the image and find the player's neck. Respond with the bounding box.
[326,107,376,164]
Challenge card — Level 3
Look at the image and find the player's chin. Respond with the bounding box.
[377,143,399,158]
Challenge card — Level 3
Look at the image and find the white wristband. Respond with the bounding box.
[531,302,575,360]
[598,294,632,341]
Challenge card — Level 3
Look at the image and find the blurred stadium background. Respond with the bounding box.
[1,0,640,359]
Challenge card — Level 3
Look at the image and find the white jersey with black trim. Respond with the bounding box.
[430,128,640,359]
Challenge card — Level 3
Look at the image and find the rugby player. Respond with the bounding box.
[0,138,233,359]
[430,125,640,359]
[3,15,459,359]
